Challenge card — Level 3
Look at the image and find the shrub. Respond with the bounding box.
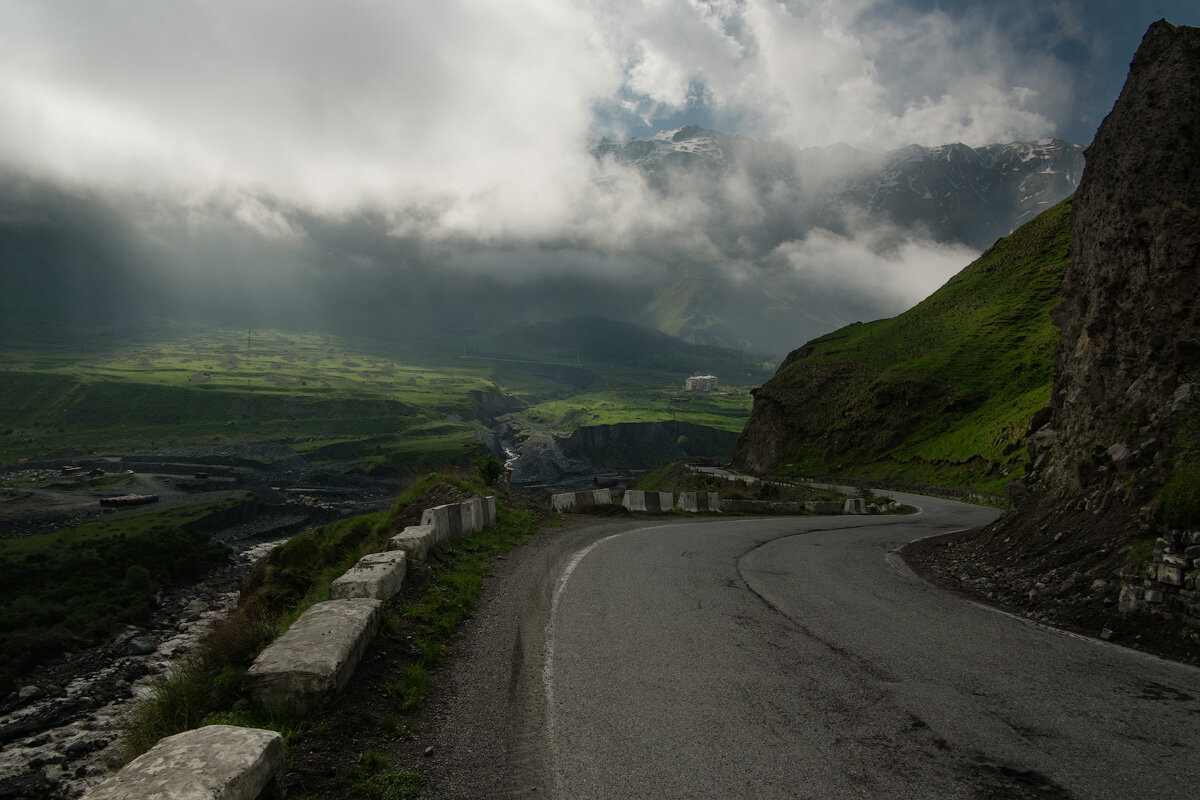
[1160,462,1200,529]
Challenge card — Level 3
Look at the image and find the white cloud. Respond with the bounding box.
[0,0,1065,262]
[773,224,980,311]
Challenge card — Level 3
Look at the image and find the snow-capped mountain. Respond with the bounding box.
[594,127,1084,248]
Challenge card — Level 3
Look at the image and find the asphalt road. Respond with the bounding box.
[421,495,1200,799]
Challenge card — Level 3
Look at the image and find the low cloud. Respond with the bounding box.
[772,223,980,313]
[1,0,1069,226]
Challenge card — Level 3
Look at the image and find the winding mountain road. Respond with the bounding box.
[423,494,1200,799]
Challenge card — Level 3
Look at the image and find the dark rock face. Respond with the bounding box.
[929,22,1200,656]
[732,391,790,475]
[1027,20,1200,509]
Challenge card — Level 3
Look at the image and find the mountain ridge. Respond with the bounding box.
[595,127,1083,249]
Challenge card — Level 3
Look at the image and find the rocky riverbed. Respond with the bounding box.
[0,534,291,800]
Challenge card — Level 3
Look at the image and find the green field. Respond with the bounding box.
[0,329,514,467]
[736,198,1072,494]
[516,387,753,436]
[0,323,763,471]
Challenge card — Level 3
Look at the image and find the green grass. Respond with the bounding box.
[517,386,754,435]
[0,329,504,465]
[0,324,766,469]
[345,750,424,800]
[737,198,1073,494]
[1157,403,1200,529]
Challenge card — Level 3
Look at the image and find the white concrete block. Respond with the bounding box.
[461,497,484,534]
[329,550,407,601]
[483,496,497,527]
[245,598,383,716]
[387,524,438,562]
[421,504,462,544]
[84,725,284,800]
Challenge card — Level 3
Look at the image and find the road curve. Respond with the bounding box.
[536,494,1200,800]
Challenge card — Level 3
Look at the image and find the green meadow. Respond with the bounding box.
[0,325,762,470]
[738,198,1073,494]
[0,329,505,466]
[516,386,753,436]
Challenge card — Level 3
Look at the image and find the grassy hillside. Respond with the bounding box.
[734,198,1071,493]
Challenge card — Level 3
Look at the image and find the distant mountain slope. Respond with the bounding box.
[732,198,1071,492]
[488,315,772,385]
[596,126,1082,249]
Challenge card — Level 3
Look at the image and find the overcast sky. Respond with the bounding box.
[2,1,1195,351]
[2,0,1195,217]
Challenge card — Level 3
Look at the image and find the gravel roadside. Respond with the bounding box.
[284,515,652,799]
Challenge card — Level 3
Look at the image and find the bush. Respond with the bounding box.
[471,454,506,486]
[1160,462,1200,529]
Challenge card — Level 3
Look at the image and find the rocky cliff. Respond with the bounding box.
[1023,20,1200,509]
[917,21,1200,659]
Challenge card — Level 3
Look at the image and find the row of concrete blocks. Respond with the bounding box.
[242,496,497,717]
[621,490,721,513]
[554,490,888,516]
[85,497,498,800]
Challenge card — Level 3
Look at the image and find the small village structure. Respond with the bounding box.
[684,374,718,391]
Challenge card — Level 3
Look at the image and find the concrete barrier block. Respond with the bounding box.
[329,550,407,602]
[677,492,698,512]
[622,490,674,513]
[707,492,720,512]
[462,497,484,534]
[483,496,497,527]
[421,504,463,544]
[843,498,867,514]
[553,490,602,513]
[84,725,284,800]
[387,525,438,562]
[245,598,383,717]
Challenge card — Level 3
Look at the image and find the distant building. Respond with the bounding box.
[685,375,718,391]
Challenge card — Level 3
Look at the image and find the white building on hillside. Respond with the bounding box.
[685,374,718,391]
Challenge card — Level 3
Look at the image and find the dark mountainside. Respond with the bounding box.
[730,198,1070,494]
[736,21,1200,660]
